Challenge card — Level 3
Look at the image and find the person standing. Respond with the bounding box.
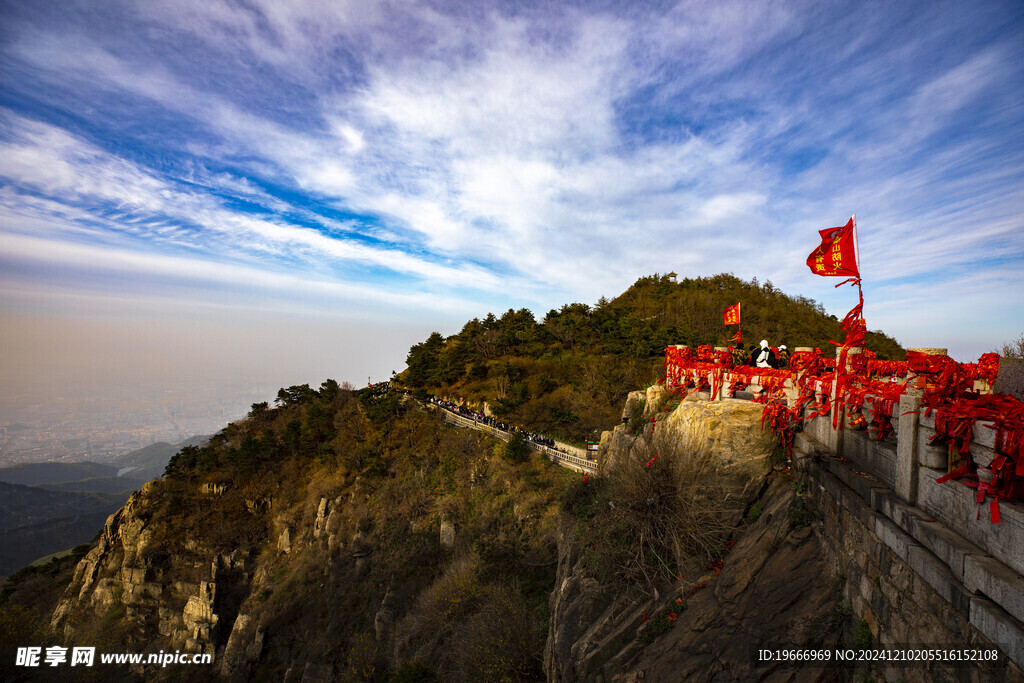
[777,345,791,370]
[731,343,748,366]
[752,340,775,368]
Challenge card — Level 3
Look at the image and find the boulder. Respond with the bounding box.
[313,498,328,539]
[277,527,292,554]
[440,520,455,548]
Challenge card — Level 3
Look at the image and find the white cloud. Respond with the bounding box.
[0,111,503,291]
[1,0,1021,358]
[0,230,479,316]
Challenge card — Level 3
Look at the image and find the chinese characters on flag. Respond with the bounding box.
[723,303,741,343]
[723,303,741,326]
[806,217,860,278]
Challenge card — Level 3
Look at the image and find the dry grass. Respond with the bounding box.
[569,433,741,590]
[390,557,541,681]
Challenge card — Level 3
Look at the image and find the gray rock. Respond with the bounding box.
[994,357,1024,402]
[440,519,455,548]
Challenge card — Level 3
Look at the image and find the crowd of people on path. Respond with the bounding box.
[426,396,561,450]
[731,340,791,370]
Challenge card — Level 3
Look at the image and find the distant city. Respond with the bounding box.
[0,380,278,466]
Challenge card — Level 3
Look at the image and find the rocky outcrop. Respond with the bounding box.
[549,395,841,681]
[182,581,219,651]
[278,526,292,554]
[50,481,265,666]
[604,396,775,477]
[547,477,842,681]
[439,519,455,548]
[545,510,649,680]
[219,613,264,678]
[374,586,399,643]
[651,398,775,520]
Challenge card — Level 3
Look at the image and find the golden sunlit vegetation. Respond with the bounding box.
[399,273,904,444]
[155,383,576,680]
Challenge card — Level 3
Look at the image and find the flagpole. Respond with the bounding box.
[852,214,863,308]
[852,214,860,272]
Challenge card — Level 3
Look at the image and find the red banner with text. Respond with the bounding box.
[807,217,860,278]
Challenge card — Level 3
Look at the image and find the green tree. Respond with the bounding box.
[276,384,316,407]
[248,401,270,422]
[166,444,201,477]
[283,419,302,456]
[319,378,341,402]
[504,431,529,463]
[406,332,445,385]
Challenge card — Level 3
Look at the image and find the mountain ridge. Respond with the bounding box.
[398,272,903,444]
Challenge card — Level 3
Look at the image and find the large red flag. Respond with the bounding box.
[723,303,741,326]
[806,217,860,278]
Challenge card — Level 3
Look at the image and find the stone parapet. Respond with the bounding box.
[804,457,1024,669]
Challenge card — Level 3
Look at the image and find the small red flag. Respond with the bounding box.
[723,303,741,326]
[806,217,860,278]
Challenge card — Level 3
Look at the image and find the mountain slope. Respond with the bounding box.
[112,434,210,482]
[0,513,113,578]
[29,384,576,681]
[398,273,904,445]
[0,462,118,487]
[0,482,129,531]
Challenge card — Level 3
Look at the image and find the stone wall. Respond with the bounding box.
[794,404,1024,672]
[670,345,1024,670]
[802,454,1023,680]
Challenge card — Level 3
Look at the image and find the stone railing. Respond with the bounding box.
[663,345,1024,667]
[435,406,596,474]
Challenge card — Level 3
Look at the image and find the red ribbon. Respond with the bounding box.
[661,337,1024,521]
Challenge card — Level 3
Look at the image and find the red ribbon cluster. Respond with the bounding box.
[695,345,716,362]
[932,394,1024,522]
[662,335,1021,520]
[866,360,909,377]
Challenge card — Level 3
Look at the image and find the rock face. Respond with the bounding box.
[48,473,356,680]
[439,519,455,548]
[624,484,840,681]
[546,479,842,681]
[548,394,841,681]
[220,613,264,678]
[51,483,243,659]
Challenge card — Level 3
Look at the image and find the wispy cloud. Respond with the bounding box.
[1,0,1022,363]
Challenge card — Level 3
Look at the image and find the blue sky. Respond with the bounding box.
[1,0,1022,398]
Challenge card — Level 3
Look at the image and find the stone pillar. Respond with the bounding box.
[994,357,1024,401]
[907,348,947,392]
[792,349,814,407]
[704,348,725,402]
[895,391,922,504]
[667,345,690,391]
[782,377,798,407]
[713,347,729,402]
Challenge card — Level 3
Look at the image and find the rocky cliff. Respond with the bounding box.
[35,389,576,681]
[50,479,264,671]
[14,385,866,681]
[545,389,847,681]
